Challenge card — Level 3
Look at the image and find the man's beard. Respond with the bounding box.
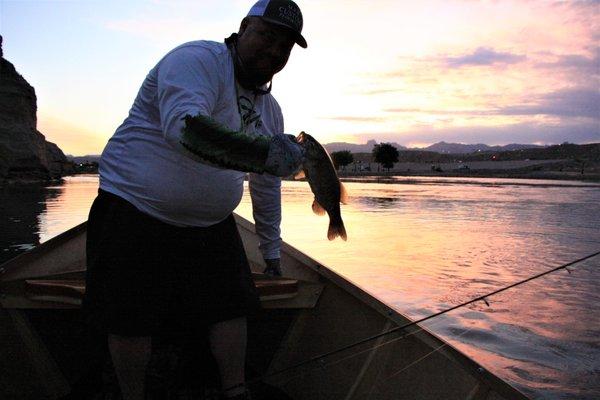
[238,63,272,88]
[226,33,277,94]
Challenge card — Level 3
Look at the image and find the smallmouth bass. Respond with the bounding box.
[296,132,348,241]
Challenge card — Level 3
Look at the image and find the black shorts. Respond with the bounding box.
[82,189,260,337]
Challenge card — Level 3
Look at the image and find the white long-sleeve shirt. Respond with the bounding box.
[99,40,283,259]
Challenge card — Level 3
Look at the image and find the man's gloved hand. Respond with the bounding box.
[263,258,282,277]
[264,134,304,177]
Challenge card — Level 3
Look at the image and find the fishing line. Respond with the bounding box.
[224,249,600,393]
[276,312,452,387]
[232,302,448,394]
[262,250,599,378]
[275,311,481,392]
[382,323,476,383]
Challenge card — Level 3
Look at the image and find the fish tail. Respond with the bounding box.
[327,215,347,241]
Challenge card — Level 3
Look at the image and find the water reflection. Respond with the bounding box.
[38,175,98,243]
[0,175,98,264]
[0,183,56,264]
[1,175,599,399]
[356,195,401,209]
[343,175,600,188]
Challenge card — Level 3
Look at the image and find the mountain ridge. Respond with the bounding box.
[324,139,407,154]
[69,141,568,161]
[324,140,545,154]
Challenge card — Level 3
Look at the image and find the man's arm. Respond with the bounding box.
[180,114,303,177]
[156,45,220,156]
[248,172,282,275]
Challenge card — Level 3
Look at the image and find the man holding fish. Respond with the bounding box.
[84,1,344,399]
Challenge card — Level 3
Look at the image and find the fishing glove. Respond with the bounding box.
[180,114,304,177]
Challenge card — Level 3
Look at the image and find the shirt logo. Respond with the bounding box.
[238,95,262,133]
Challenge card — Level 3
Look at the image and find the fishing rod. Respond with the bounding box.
[228,249,600,392]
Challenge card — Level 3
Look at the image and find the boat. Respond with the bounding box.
[0,214,530,399]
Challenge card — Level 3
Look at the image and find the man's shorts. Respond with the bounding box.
[82,189,260,337]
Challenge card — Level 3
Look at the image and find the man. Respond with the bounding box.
[82,1,307,399]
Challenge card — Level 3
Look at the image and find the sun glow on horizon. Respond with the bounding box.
[37,113,111,155]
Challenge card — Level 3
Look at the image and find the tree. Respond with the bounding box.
[372,143,399,171]
[331,150,354,171]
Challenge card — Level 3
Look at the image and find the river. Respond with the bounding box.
[1,174,599,399]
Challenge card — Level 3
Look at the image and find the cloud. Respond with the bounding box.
[361,88,406,95]
[445,47,527,67]
[372,48,527,79]
[385,87,600,120]
[553,0,600,13]
[536,47,600,76]
[384,107,491,115]
[319,116,386,122]
[564,0,600,7]
[497,88,600,119]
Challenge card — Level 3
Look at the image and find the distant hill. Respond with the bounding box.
[468,142,599,162]
[324,139,407,153]
[423,141,545,154]
[324,140,545,154]
[348,142,599,164]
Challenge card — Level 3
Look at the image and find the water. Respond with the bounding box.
[1,174,599,399]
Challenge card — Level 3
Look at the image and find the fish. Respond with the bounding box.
[295,132,348,241]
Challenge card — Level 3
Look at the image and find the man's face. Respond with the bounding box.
[236,17,296,86]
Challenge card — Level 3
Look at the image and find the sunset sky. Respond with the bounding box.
[2,0,599,155]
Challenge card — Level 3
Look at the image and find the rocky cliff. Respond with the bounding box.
[0,36,72,183]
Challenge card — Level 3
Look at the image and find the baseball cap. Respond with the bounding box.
[247,0,307,48]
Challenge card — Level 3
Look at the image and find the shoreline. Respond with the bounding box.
[336,158,600,183]
[2,160,600,187]
[337,170,600,183]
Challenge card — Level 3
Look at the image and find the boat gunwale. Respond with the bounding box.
[0,222,87,282]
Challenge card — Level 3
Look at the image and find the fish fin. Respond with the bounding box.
[312,199,327,216]
[340,182,349,204]
[294,169,306,180]
[327,220,347,241]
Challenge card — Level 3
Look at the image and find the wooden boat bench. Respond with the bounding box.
[21,273,323,309]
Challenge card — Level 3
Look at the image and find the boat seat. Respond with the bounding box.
[24,274,300,306]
